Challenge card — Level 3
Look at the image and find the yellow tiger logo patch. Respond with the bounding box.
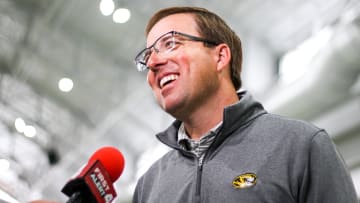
[232,173,257,189]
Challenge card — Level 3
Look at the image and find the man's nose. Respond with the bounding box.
[146,51,167,72]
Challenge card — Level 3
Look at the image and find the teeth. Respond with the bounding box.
[160,74,178,88]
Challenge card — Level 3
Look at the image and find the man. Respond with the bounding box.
[132,6,357,203]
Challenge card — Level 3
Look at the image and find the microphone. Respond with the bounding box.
[61,146,125,203]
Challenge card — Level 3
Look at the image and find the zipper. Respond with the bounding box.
[193,130,221,203]
[194,157,204,203]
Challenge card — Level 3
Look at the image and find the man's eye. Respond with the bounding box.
[164,39,176,49]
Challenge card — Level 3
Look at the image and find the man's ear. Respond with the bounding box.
[215,43,231,72]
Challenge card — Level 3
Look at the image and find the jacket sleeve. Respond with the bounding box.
[299,130,358,203]
[132,177,144,203]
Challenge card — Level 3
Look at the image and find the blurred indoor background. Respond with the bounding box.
[0,0,359,202]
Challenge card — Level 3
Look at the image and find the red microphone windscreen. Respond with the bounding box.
[88,146,125,182]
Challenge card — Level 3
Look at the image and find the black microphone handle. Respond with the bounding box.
[66,192,83,203]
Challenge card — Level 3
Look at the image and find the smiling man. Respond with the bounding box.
[132,6,357,203]
[144,17,237,139]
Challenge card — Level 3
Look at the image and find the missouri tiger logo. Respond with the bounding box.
[232,173,257,189]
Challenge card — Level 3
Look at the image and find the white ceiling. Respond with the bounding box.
[0,0,360,202]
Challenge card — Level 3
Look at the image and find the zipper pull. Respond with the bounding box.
[198,156,204,169]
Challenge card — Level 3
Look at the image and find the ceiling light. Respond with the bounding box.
[58,77,74,92]
[112,8,130,23]
[99,0,115,16]
[14,118,26,133]
[23,125,36,138]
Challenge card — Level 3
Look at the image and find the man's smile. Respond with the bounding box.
[159,74,179,88]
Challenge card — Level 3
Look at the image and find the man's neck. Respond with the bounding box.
[183,91,239,140]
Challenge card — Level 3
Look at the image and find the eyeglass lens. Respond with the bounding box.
[136,32,176,71]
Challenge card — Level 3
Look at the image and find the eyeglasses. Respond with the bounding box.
[134,31,219,71]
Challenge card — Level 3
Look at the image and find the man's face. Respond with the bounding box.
[146,13,220,118]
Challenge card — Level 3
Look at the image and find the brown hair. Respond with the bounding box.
[146,6,243,90]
